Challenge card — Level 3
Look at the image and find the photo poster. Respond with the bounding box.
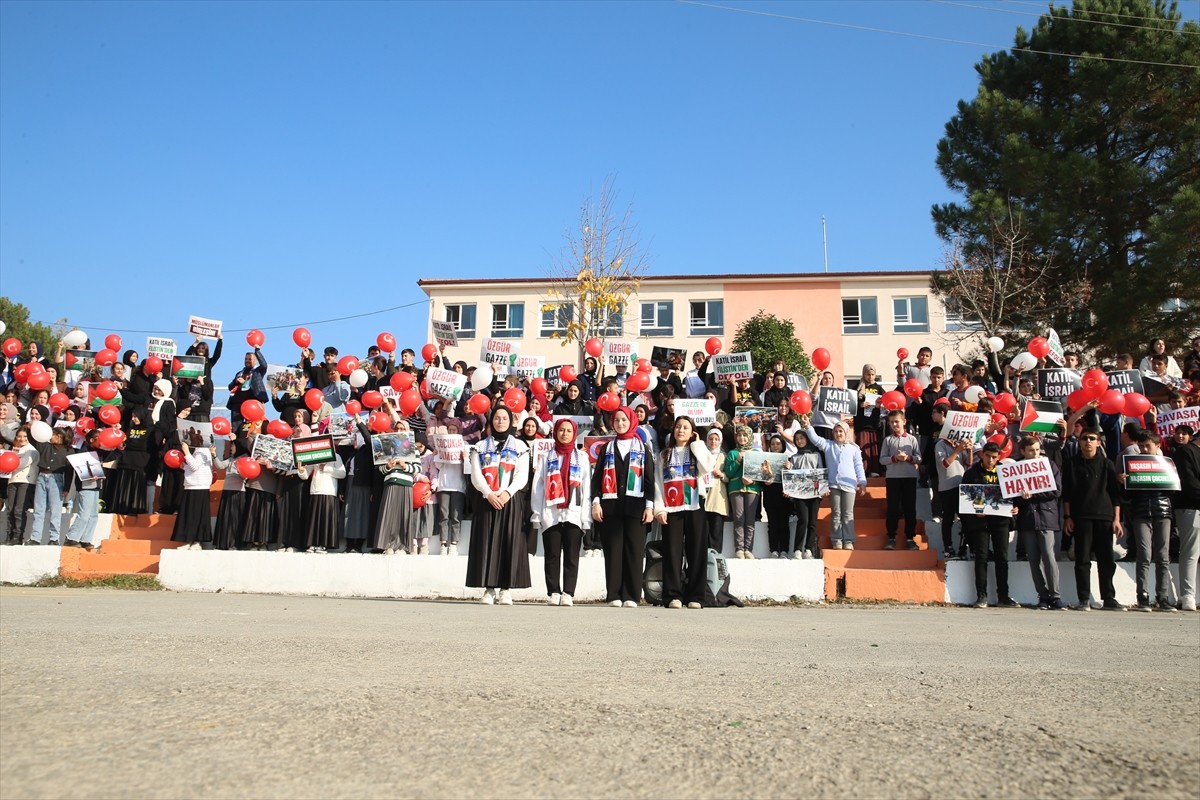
[1105,369,1144,396]
[65,349,98,377]
[170,354,206,380]
[187,315,222,339]
[324,414,356,443]
[251,434,295,473]
[512,354,544,380]
[604,340,636,368]
[996,457,1057,499]
[1036,368,1082,403]
[958,484,1014,517]
[426,366,468,400]
[553,414,595,440]
[292,434,336,466]
[146,336,176,361]
[177,419,220,446]
[674,398,716,428]
[817,386,856,418]
[267,364,306,396]
[785,372,811,393]
[940,410,989,446]
[1045,328,1065,367]
[66,451,106,485]
[782,468,829,500]
[432,319,458,347]
[480,338,520,372]
[734,406,778,433]
[371,431,419,465]
[584,435,614,465]
[742,451,788,484]
[711,352,753,382]
[650,346,687,370]
[1142,372,1190,398]
[1156,406,1199,440]
[1121,454,1181,492]
[430,433,465,464]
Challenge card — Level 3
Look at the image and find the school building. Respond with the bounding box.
[417,270,983,387]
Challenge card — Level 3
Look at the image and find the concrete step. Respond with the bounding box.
[840,567,946,603]
[818,533,933,551]
[58,548,160,578]
[100,538,185,556]
[821,548,940,570]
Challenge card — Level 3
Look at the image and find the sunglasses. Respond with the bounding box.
[1080,436,1101,442]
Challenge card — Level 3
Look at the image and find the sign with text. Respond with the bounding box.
[432,319,459,347]
[940,411,989,445]
[292,434,336,466]
[674,398,716,428]
[1121,454,1180,491]
[146,337,176,361]
[816,386,856,418]
[1156,406,1199,440]
[187,315,222,339]
[512,354,544,379]
[426,366,467,400]
[997,457,1057,499]
[1046,328,1065,367]
[603,340,636,367]
[711,352,753,382]
[1105,369,1144,396]
[480,338,519,370]
[1036,368,1082,402]
[430,433,465,464]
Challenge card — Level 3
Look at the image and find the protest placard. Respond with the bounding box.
[786,372,811,393]
[430,433,465,464]
[187,315,222,338]
[674,398,716,428]
[1046,329,1065,367]
[958,484,1014,517]
[529,438,554,469]
[252,435,295,472]
[1105,369,1144,396]
[742,451,788,484]
[711,352,753,382]
[65,349,97,376]
[372,432,418,465]
[997,457,1058,499]
[782,468,828,500]
[266,365,306,396]
[170,354,206,379]
[817,387,856,418]
[292,434,336,466]
[604,340,636,368]
[1019,399,1063,434]
[66,451,106,485]
[147,337,176,361]
[1121,454,1181,491]
[324,415,356,442]
[176,419,219,445]
[650,346,687,370]
[512,354,544,379]
[734,406,778,433]
[432,319,458,347]
[480,338,519,371]
[940,410,989,445]
[544,365,562,386]
[425,367,467,400]
[1156,406,1199,440]
[1036,368,1082,402]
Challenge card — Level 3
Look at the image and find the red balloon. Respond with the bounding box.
[97,428,125,450]
[2,338,21,358]
[421,343,438,362]
[26,370,51,390]
[412,481,431,509]
[419,379,432,400]
[144,355,163,375]
[390,371,415,391]
[240,399,265,422]
[1066,389,1090,412]
[368,411,393,433]
[1027,336,1050,359]
[705,337,722,356]
[468,393,492,415]
[585,338,603,358]
[987,433,1013,461]
[812,348,831,372]
[789,390,812,415]
[990,412,1008,428]
[344,399,362,416]
[597,391,620,412]
[1082,368,1108,399]
[1098,389,1126,415]
[376,332,396,353]
[626,372,650,392]
[48,392,70,413]
[97,405,121,426]
[246,329,265,348]
[337,355,358,376]
[897,348,910,361]
[635,358,652,374]
[304,388,325,412]
[13,364,29,385]
[105,334,122,351]
[237,457,261,480]
[95,348,117,367]
[211,417,231,436]
[530,377,548,396]
[880,391,906,411]
[163,449,184,469]
[1123,392,1151,417]
[75,416,96,433]
[361,390,384,409]
[903,378,923,399]
[293,327,312,348]
[559,366,578,383]
[502,387,526,414]
[399,388,422,416]
[993,392,1018,414]
[0,451,20,473]
[267,420,293,439]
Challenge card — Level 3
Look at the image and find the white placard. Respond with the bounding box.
[711,352,753,382]
[604,340,636,367]
[996,457,1057,499]
[674,398,716,428]
[432,319,458,347]
[188,315,222,338]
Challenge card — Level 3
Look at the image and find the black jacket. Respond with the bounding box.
[1172,441,1200,510]
[1062,454,1121,522]
[1015,460,1063,531]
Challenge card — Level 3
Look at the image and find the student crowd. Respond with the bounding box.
[1,327,1197,612]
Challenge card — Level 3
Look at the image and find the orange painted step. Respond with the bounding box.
[100,538,184,555]
[820,533,932,551]
[841,567,946,603]
[117,514,176,529]
[75,552,160,574]
[821,549,940,570]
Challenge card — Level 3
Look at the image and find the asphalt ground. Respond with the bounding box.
[1,588,1198,799]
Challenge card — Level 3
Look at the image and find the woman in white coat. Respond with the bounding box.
[530,418,591,606]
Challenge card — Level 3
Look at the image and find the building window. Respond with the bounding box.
[639,301,673,337]
[842,298,878,335]
[541,302,572,338]
[590,304,624,338]
[892,296,930,334]
[491,302,524,338]
[689,300,723,336]
[943,297,983,332]
[445,304,476,339]
[1161,297,1189,313]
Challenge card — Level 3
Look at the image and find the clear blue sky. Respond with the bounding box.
[3,0,1185,365]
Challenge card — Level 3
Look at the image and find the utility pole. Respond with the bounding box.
[821,216,829,273]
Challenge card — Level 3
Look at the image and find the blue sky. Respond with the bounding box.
[3,0,1187,364]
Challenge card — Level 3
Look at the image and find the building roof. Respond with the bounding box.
[418,269,932,292]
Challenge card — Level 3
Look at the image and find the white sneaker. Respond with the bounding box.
[844,543,854,551]
[383,548,395,555]
[803,550,813,560]
[480,588,495,605]
[735,550,746,559]
[794,550,804,559]
[744,551,756,560]
[396,548,407,556]
[418,542,428,555]
[668,599,682,609]
[832,540,844,550]
[409,542,419,555]
[769,551,779,559]
[315,547,326,554]
[622,600,638,608]
[1182,597,1197,612]
[440,542,450,554]
[548,593,561,606]
[609,600,623,607]
[497,589,513,605]
[560,595,573,607]
[449,544,458,556]
[687,602,702,610]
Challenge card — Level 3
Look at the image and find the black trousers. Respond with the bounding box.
[937,488,961,553]
[702,510,725,552]
[1072,518,1117,604]
[886,477,917,540]
[600,512,647,603]
[661,509,707,605]
[763,488,793,553]
[542,523,583,597]
[965,515,1010,601]
[793,497,821,554]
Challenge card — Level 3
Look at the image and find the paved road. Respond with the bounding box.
[1,588,1198,799]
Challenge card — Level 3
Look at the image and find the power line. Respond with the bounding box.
[931,0,1199,35]
[999,0,1200,25]
[674,0,1200,69]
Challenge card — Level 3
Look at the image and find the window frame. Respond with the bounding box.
[842,297,879,335]
[688,299,724,336]
[639,300,674,337]
[490,302,525,338]
[444,303,477,340]
[540,302,573,338]
[892,296,930,334]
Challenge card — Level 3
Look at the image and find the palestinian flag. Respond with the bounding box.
[1020,399,1063,433]
[171,355,206,379]
[291,434,335,465]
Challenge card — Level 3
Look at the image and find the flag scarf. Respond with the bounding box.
[544,450,582,508]
[478,436,522,493]
[662,446,699,512]
[601,439,645,500]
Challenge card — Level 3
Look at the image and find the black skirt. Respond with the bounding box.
[465,495,531,590]
[372,483,413,551]
[171,489,212,543]
[303,494,341,550]
[240,487,278,545]
[158,467,184,515]
[277,476,308,549]
[109,467,148,516]
[212,490,244,550]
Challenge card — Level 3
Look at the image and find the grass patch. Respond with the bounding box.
[27,574,164,591]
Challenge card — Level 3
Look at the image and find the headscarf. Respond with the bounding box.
[734,424,754,451]
[832,421,851,441]
[553,418,577,457]
[767,433,787,453]
[151,379,173,423]
[488,406,514,438]
[612,406,639,441]
[793,427,819,454]
[121,350,139,368]
[517,415,540,442]
[705,426,725,453]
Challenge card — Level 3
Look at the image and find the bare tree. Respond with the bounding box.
[543,177,651,363]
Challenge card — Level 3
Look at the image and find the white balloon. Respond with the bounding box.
[63,329,88,348]
[471,361,494,391]
[30,420,54,443]
[0,320,6,335]
[964,386,986,404]
[987,336,1004,353]
[1010,352,1038,372]
[348,368,368,388]
[644,373,659,393]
